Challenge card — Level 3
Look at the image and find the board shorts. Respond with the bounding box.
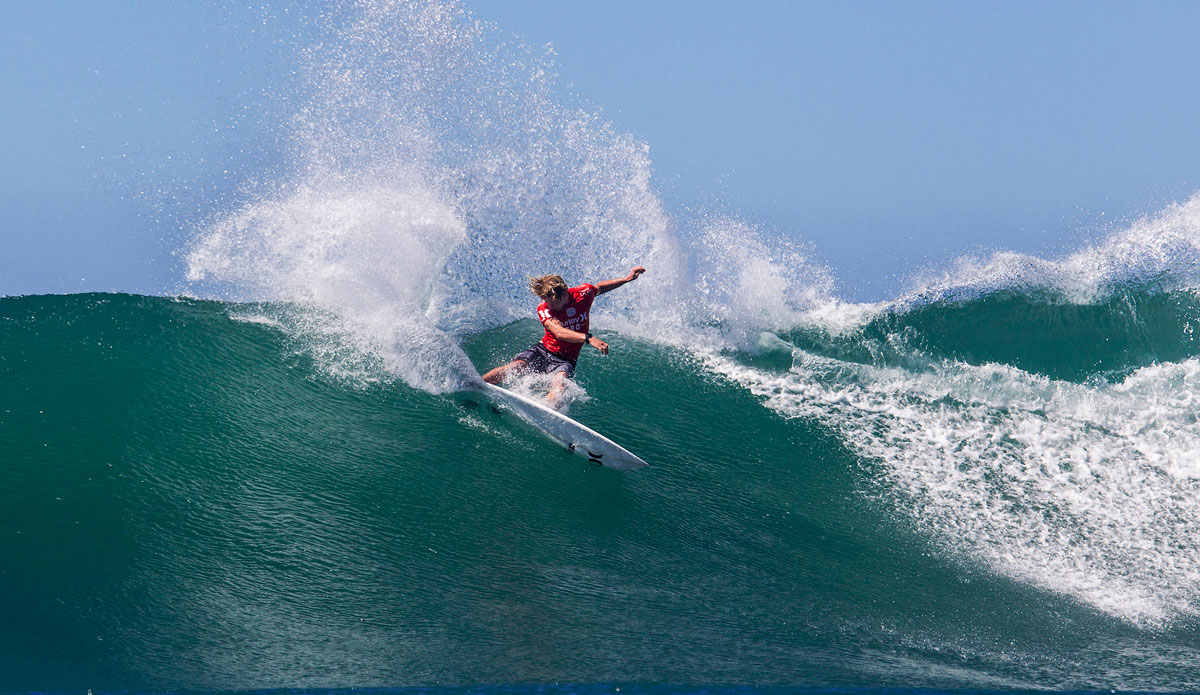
[513,342,577,378]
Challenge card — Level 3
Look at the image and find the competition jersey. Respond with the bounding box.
[536,284,597,361]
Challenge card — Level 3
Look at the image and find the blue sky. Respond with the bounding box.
[3,1,1200,299]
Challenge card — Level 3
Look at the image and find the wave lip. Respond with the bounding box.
[897,193,1200,309]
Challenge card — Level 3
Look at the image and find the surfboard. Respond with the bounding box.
[481,383,648,470]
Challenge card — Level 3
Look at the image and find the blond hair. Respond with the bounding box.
[528,274,568,299]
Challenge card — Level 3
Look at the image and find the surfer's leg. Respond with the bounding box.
[482,360,526,385]
[546,371,570,408]
[545,355,576,407]
[486,344,550,384]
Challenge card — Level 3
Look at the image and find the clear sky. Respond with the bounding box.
[4,1,1200,299]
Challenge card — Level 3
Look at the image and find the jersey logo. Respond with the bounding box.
[566,307,576,317]
[538,308,551,321]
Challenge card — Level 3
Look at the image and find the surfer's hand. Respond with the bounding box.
[589,336,609,355]
[627,266,646,281]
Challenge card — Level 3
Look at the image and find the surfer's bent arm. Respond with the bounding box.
[595,265,646,295]
[544,319,609,354]
[543,318,586,343]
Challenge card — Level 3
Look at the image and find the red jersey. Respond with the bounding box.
[536,284,597,361]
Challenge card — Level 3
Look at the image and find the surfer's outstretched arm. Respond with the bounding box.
[595,265,646,295]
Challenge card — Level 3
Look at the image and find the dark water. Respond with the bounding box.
[4,292,1200,691]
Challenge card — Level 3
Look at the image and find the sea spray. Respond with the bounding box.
[187,175,476,391]
[187,0,687,392]
[897,193,1200,307]
[688,214,836,342]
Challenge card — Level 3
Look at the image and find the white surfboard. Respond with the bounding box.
[481,383,648,470]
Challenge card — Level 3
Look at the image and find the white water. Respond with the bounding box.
[701,198,1200,627]
[705,350,1200,626]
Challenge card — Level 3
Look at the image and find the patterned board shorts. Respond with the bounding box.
[513,342,577,378]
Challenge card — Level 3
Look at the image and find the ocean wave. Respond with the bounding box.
[704,343,1200,628]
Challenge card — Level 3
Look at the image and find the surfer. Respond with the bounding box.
[482,265,646,405]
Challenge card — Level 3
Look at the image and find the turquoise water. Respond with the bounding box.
[4,290,1200,690]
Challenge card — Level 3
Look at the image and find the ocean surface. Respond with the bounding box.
[8,0,1200,691]
[6,279,1200,691]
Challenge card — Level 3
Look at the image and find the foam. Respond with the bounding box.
[687,195,1200,628]
[704,350,1200,626]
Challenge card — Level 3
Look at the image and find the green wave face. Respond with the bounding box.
[4,292,1200,691]
[798,288,1200,382]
